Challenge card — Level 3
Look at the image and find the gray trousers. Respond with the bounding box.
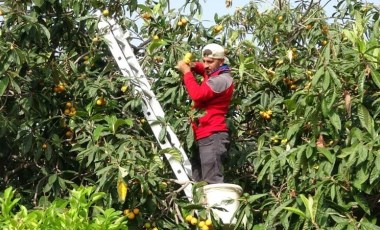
[191,132,230,184]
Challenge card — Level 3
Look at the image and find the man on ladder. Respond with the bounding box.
[176,44,234,184]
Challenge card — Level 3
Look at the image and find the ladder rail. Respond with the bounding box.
[97,16,193,200]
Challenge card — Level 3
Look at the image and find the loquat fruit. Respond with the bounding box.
[190,217,198,225]
[132,208,140,215]
[185,215,193,222]
[102,9,109,17]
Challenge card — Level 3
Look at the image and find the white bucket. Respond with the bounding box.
[203,183,243,227]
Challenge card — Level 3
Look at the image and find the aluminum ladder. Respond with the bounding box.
[97,13,193,200]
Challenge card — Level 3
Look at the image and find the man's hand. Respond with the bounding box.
[176,60,191,74]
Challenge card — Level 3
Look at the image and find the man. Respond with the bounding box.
[176,43,234,184]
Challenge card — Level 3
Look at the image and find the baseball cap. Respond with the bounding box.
[202,43,226,59]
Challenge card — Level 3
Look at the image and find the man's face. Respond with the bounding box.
[203,57,224,74]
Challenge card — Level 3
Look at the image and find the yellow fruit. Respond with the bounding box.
[290,84,297,90]
[198,221,205,228]
[64,109,70,115]
[142,12,151,20]
[201,226,209,230]
[183,58,191,64]
[66,102,72,108]
[58,84,65,92]
[160,181,168,189]
[152,228,158,230]
[277,15,283,21]
[65,130,73,138]
[140,118,146,124]
[306,70,312,76]
[92,37,99,43]
[181,18,188,24]
[184,52,192,59]
[42,143,48,149]
[117,179,128,202]
[121,85,128,92]
[123,209,130,216]
[127,212,135,220]
[190,217,198,225]
[83,55,89,61]
[185,215,193,222]
[153,35,159,41]
[259,111,264,116]
[281,139,288,145]
[102,9,109,17]
[267,110,272,115]
[214,24,223,33]
[144,222,151,228]
[205,219,212,226]
[321,40,328,46]
[96,97,106,106]
[132,208,140,215]
[306,24,313,30]
[177,21,183,26]
[0,10,3,16]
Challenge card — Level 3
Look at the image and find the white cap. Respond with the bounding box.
[202,43,226,59]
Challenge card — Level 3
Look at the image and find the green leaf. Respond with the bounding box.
[353,194,370,215]
[264,199,293,228]
[357,104,375,136]
[322,70,331,91]
[317,147,334,164]
[32,0,44,7]
[247,193,267,203]
[370,67,380,89]
[286,119,304,140]
[147,39,168,54]
[0,77,9,96]
[327,67,342,88]
[93,125,105,141]
[48,174,57,185]
[329,113,341,132]
[361,222,380,230]
[283,207,308,219]
[186,127,194,150]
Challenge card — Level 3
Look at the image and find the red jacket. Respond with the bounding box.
[183,62,234,140]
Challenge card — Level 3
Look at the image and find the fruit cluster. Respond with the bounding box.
[185,215,213,230]
[64,101,76,117]
[177,17,188,26]
[283,77,297,90]
[260,110,272,120]
[123,208,140,220]
[53,82,65,93]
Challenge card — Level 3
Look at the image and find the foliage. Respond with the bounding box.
[0,186,127,229]
[0,0,379,229]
